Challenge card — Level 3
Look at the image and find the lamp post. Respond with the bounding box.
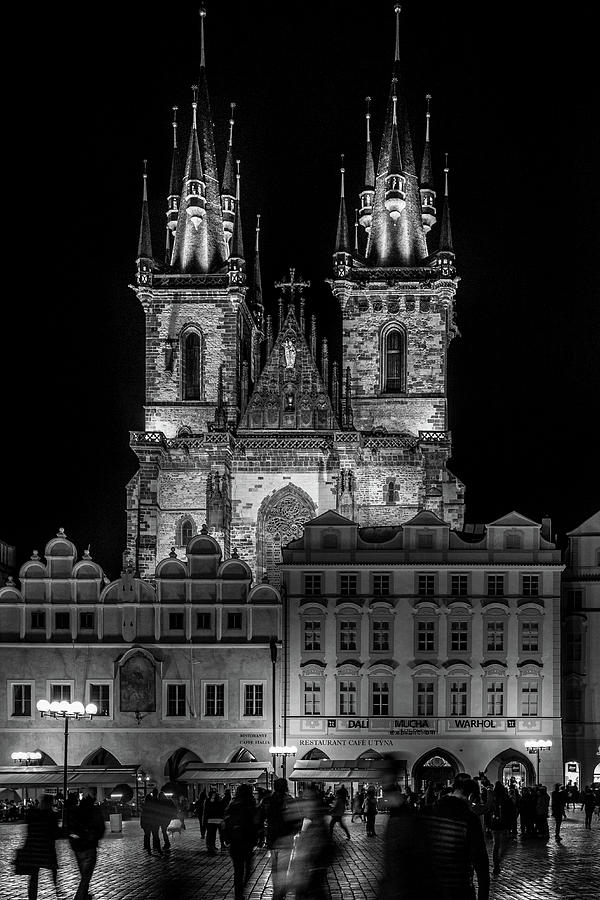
[36,698,97,827]
[524,739,553,785]
[269,636,278,787]
[269,746,297,782]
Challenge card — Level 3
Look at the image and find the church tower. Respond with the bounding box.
[329,4,463,528]
[127,5,463,581]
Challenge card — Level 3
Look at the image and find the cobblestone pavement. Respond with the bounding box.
[1,810,598,900]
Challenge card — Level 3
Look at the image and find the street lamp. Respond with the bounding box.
[269,636,278,787]
[37,698,97,827]
[269,746,297,781]
[11,751,42,764]
[524,739,553,785]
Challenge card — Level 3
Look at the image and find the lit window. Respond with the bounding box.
[450,575,468,596]
[204,683,225,717]
[243,684,263,717]
[520,680,539,716]
[339,680,357,715]
[486,681,504,716]
[12,684,32,717]
[167,683,187,717]
[304,621,322,651]
[303,681,321,715]
[416,681,434,716]
[372,620,390,652]
[89,683,110,716]
[182,331,201,400]
[372,681,390,716]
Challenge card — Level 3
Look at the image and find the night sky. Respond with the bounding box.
[4,1,598,578]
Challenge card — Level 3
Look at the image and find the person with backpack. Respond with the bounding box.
[223,784,258,900]
[67,793,106,900]
[265,778,302,900]
[489,781,511,877]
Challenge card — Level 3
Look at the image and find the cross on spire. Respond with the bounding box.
[274,267,311,297]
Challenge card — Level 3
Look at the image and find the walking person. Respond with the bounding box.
[67,793,106,900]
[204,789,226,854]
[223,783,258,900]
[328,788,350,840]
[551,784,565,842]
[264,777,302,900]
[157,790,177,851]
[194,788,207,839]
[291,788,334,900]
[490,782,511,877]
[535,785,550,840]
[14,794,60,900]
[363,786,378,837]
[351,788,365,823]
[582,786,596,829]
[141,789,162,855]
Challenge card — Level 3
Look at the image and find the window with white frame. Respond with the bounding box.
[242,682,264,717]
[486,680,504,716]
[449,620,469,653]
[166,683,187,717]
[416,681,435,716]
[203,682,226,717]
[372,620,391,652]
[371,680,390,716]
[450,574,468,596]
[520,679,539,716]
[448,680,468,716]
[303,680,322,715]
[522,574,540,597]
[487,574,505,596]
[416,620,436,653]
[49,682,72,703]
[486,620,505,653]
[339,620,358,652]
[304,620,322,651]
[88,682,111,717]
[10,682,33,717]
[339,680,357,715]
[521,620,540,653]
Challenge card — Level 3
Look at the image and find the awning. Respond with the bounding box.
[181,762,272,784]
[0,766,138,788]
[289,758,406,782]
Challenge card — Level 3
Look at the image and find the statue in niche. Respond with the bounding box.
[283,337,297,369]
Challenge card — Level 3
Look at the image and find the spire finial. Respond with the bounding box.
[228,102,236,147]
[394,3,402,62]
[142,159,148,200]
[365,96,372,143]
[191,84,198,129]
[425,93,431,143]
[172,106,178,149]
[392,79,398,126]
[235,159,241,201]
[354,209,359,253]
[340,153,345,199]
[255,212,261,252]
[199,6,206,69]
[444,153,449,197]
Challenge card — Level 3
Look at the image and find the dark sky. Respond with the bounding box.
[3,1,598,578]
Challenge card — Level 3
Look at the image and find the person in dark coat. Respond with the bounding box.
[292,788,334,900]
[203,790,226,854]
[328,788,350,840]
[363,787,378,837]
[223,783,258,900]
[194,789,207,838]
[18,794,60,900]
[265,778,302,900]
[140,789,162,855]
[157,791,177,851]
[489,782,511,877]
[67,793,106,900]
[551,784,565,842]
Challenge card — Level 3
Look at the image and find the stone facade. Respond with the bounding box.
[561,511,600,788]
[281,510,565,789]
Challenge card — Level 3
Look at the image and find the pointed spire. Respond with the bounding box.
[394,3,401,62]
[335,155,351,253]
[222,102,237,247]
[253,213,264,327]
[137,160,153,261]
[439,154,453,253]
[321,337,329,391]
[310,315,317,358]
[228,160,246,284]
[199,5,206,68]
[420,93,437,235]
[358,97,375,233]
[266,314,273,355]
[166,106,181,241]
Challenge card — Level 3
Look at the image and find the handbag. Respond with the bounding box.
[14,847,37,876]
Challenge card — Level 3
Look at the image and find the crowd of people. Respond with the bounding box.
[10,774,600,900]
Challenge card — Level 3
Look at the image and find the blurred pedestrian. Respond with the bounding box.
[328,788,350,840]
[489,782,511,877]
[15,793,60,900]
[224,783,258,900]
[363,786,378,837]
[157,790,177,851]
[351,788,365,823]
[292,788,334,900]
[67,793,106,900]
[204,789,226,854]
[265,777,302,900]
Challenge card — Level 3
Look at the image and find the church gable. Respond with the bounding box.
[241,309,339,431]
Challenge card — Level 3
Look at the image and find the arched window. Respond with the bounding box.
[176,517,195,547]
[381,326,405,393]
[182,331,201,400]
[386,480,396,505]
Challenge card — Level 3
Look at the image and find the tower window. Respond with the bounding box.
[177,518,195,547]
[383,327,405,392]
[182,331,201,400]
[385,480,398,505]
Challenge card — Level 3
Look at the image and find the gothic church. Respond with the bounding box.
[129,6,464,584]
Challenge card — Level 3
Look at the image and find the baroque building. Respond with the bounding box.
[128,6,464,585]
[282,510,564,790]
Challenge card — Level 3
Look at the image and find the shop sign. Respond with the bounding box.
[237,732,270,746]
[299,719,326,733]
[446,718,508,732]
[329,718,370,731]
[389,719,437,736]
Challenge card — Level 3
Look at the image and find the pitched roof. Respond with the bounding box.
[305,510,355,527]
[566,510,600,536]
[403,510,449,527]
[487,511,539,527]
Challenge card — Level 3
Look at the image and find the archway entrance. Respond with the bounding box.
[564,761,580,790]
[81,748,121,767]
[412,749,460,793]
[486,749,535,788]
